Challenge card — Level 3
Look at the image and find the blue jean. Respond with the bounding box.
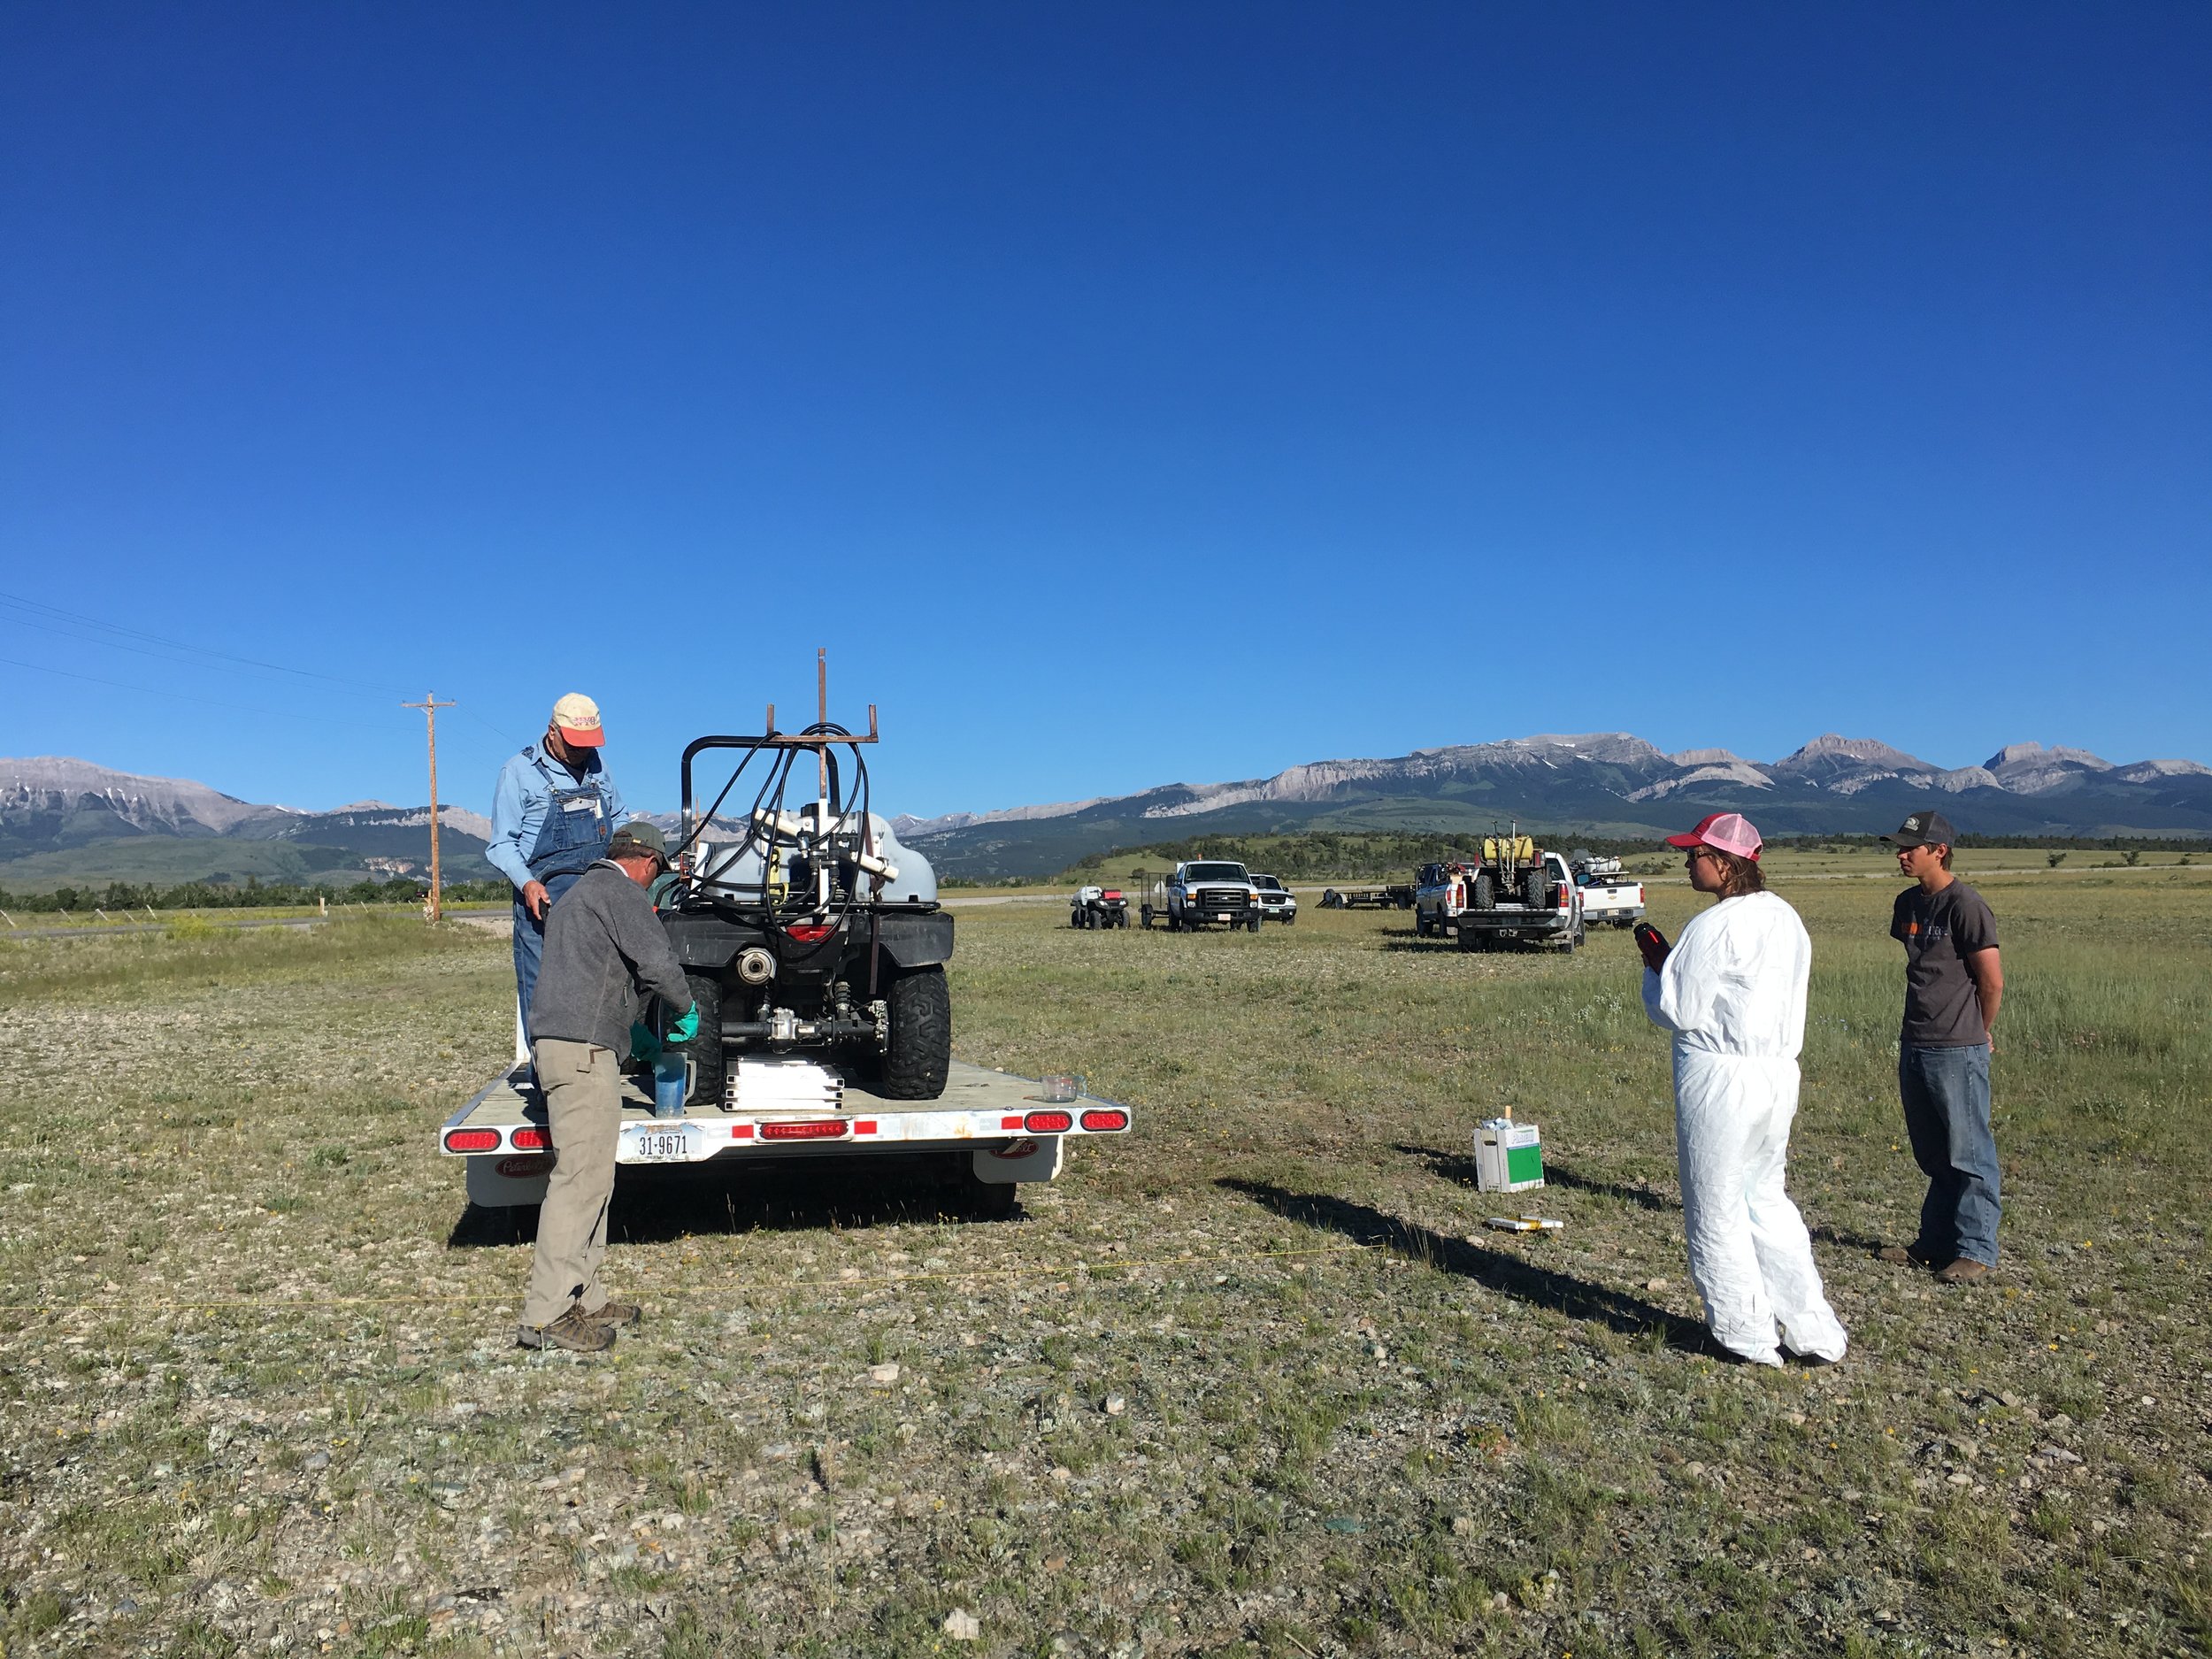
[1898,1042,2000,1266]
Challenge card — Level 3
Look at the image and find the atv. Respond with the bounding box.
[1069,885,1131,929]
[655,726,953,1107]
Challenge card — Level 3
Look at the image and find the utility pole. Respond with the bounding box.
[403,692,457,921]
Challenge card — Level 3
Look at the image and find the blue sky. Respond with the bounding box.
[4,4,2206,818]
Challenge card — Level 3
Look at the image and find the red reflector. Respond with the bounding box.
[852,1119,877,1134]
[731,1123,755,1139]
[510,1126,549,1150]
[759,1118,847,1141]
[444,1129,499,1153]
[1079,1109,1129,1132]
[1023,1110,1073,1133]
[784,922,833,943]
[1001,1115,1025,1130]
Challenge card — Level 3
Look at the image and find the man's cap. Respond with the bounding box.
[1883,810,1956,849]
[606,819,671,867]
[1664,810,1763,860]
[550,692,604,748]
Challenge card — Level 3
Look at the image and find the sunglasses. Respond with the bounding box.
[1684,847,1723,864]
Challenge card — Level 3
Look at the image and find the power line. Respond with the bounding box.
[0,588,406,701]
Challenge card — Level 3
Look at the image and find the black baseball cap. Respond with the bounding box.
[1883,810,1957,849]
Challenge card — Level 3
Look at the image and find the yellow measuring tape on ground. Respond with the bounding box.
[3,1241,1378,1317]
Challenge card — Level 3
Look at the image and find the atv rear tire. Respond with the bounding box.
[876,964,951,1099]
[669,971,726,1110]
[1472,871,1495,911]
[1523,866,1548,910]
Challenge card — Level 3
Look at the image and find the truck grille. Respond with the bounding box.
[1194,888,1249,910]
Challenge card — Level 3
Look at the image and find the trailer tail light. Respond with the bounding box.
[510,1126,549,1150]
[784,922,834,944]
[758,1118,847,1141]
[444,1129,500,1153]
[1023,1110,1074,1133]
[1079,1109,1129,1133]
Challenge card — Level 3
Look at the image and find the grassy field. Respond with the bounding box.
[1,870,2207,1657]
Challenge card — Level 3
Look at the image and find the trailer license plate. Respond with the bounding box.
[623,1124,701,1164]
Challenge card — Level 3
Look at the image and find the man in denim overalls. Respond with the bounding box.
[488,693,627,1045]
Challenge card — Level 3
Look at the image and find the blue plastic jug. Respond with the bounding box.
[652,1053,695,1118]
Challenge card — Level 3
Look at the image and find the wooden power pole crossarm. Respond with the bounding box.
[403,692,457,921]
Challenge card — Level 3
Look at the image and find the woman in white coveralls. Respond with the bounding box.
[1638,812,1848,1367]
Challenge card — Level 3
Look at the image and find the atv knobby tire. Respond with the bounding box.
[875,964,952,1099]
[1523,866,1548,910]
[670,971,726,1110]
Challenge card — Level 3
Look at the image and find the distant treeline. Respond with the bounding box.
[1044,827,2208,885]
[0,876,513,914]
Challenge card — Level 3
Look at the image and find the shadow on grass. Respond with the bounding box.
[1392,1143,1892,1255]
[446,1157,1023,1249]
[1219,1178,1721,1355]
[1397,1143,1680,1212]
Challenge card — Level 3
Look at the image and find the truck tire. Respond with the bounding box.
[1472,871,1494,911]
[1523,866,1548,910]
[1415,910,1429,937]
[1457,926,1484,952]
[1248,914,1262,933]
[876,964,951,1099]
[669,971,726,1111]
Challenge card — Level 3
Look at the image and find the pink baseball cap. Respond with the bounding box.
[1665,811,1763,860]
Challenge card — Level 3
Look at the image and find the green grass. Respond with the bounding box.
[0,877,2205,1655]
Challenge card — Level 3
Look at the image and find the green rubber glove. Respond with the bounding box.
[628,1023,662,1065]
[665,1003,701,1044]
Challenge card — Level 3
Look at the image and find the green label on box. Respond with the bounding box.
[1506,1143,1544,1185]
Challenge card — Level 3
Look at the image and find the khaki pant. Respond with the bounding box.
[521,1038,623,1330]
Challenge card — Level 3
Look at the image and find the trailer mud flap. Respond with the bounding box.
[973,1136,1064,1185]
[467,1154,553,1209]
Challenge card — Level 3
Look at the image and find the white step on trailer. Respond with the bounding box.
[442,1060,1133,1217]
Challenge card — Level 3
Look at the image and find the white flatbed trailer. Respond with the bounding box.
[441,1060,1133,1209]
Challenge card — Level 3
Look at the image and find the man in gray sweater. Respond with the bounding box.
[518,822,696,1352]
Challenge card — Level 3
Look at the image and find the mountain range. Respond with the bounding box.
[0,757,495,891]
[888,734,2212,877]
[5,734,2208,890]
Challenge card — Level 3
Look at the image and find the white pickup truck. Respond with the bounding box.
[1571,856,1646,928]
[1250,873,1297,924]
[1139,860,1263,932]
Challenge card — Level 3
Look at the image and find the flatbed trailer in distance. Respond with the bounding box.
[1317,883,1415,910]
[442,1061,1133,1217]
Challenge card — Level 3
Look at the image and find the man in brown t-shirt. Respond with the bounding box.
[1878,811,2005,1284]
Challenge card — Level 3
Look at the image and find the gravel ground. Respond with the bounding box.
[1,890,2207,1658]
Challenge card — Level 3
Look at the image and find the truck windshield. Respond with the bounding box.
[1186,863,1249,882]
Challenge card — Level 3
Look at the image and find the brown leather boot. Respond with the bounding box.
[1935,1258,1991,1285]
